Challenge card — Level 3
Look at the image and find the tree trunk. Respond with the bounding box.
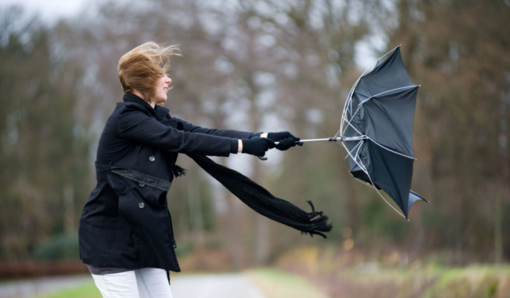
[253,157,270,264]
[63,185,75,233]
[226,190,245,269]
[188,182,204,247]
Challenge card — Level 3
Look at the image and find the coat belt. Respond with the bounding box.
[95,162,171,191]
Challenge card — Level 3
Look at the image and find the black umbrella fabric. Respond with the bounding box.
[340,46,428,219]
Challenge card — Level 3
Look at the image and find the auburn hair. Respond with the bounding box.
[118,42,181,102]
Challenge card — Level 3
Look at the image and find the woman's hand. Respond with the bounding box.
[241,137,275,156]
[263,131,303,151]
[266,131,299,142]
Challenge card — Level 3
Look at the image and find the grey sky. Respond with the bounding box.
[1,0,88,23]
[0,0,380,70]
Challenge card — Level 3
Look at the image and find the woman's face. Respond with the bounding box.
[152,74,172,105]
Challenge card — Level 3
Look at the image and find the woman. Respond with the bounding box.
[78,42,300,298]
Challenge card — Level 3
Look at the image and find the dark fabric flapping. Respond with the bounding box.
[188,153,332,238]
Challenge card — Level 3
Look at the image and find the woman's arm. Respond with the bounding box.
[175,118,302,151]
[118,105,274,157]
[118,105,234,156]
[175,117,256,139]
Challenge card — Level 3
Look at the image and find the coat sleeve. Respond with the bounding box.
[175,117,255,139]
[117,106,233,156]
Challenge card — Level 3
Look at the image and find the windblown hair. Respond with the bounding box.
[118,42,181,102]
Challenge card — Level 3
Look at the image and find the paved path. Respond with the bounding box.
[171,273,267,298]
[0,273,268,298]
[0,274,91,298]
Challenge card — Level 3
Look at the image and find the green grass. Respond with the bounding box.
[38,282,101,298]
[327,264,510,298]
[418,265,510,298]
[245,267,331,298]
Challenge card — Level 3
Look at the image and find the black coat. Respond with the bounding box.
[78,93,252,272]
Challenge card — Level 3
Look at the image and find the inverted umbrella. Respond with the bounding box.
[291,45,428,219]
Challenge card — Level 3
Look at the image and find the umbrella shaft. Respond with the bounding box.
[274,136,366,145]
[301,138,336,142]
[300,136,365,142]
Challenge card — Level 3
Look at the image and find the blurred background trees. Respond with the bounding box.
[0,6,90,261]
[0,0,509,267]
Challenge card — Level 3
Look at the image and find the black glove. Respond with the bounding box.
[275,136,303,151]
[267,131,300,142]
[267,131,302,150]
[242,137,275,156]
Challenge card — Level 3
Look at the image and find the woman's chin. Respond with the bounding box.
[155,97,167,104]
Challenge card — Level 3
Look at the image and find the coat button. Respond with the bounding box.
[149,156,155,162]
[139,202,145,209]
[139,183,145,187]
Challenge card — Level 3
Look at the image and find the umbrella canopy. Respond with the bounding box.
[340,46,428,219]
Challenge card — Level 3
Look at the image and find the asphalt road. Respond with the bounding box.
[171,273,267,298]
[0,275,91,298]
[0,273,268,298]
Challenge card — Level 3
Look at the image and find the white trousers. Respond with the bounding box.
[91,268,174,298]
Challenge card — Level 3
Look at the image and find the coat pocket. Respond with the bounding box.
[108,172,167,208]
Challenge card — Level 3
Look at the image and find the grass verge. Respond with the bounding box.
[37,282,101,298]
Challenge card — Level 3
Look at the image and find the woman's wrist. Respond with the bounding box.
[238,139,243,153]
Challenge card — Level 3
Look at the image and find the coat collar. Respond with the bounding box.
[123,93,169,121]
[123,92,152,109]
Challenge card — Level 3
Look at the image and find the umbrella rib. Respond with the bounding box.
[342,85,417,136]
[353,141,364,162]
[371,182,406,219]
[340,45,401,134]
[343,140,363,160]
[340,95,354,133]
[376,45,402,65]
[357,146,407,219]
[343,117,364,137]
[376,146,410,216]
[351,175,406,219]
[348,86,418,126]
[341,75,364,133]
[342,142,406,219]
[366,137,415,160]
[359,85,418,105]
[343,142,368,176]
[340,103,364,137]
[344,104,365,133]
[341,142,369,175]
